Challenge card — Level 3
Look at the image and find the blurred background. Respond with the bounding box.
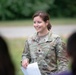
[0,0,76,75]
[0,0,76,20]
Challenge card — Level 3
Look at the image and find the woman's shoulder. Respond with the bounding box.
[26,32,37,43]
[51,33,60,38]
[50,32,61,41]
[28,32,37,39]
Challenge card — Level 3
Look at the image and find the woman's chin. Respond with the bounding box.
[36,30,41,33]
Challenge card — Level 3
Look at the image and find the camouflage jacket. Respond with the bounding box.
[22,31,68,75]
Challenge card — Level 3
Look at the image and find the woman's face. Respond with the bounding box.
[33,16,48,33]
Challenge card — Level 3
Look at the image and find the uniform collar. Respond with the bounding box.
[32,31,53,42]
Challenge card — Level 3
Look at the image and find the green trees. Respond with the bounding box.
[0,0,14,20]
[49,0,76,17]
[0,0,76,20]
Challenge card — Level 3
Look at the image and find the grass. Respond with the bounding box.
[0,18,76,27]
[50,18,76,25]
[5,38,26,75]
[0,19,33,27]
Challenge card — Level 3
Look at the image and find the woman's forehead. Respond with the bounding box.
[33,16,43,21]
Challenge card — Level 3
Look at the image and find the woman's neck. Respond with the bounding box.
[38,30,49,37]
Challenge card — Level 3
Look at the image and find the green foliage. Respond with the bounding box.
[0,0,76,20]
[0,0,54,20]
[48,0,76,18]
[0,0,15,20]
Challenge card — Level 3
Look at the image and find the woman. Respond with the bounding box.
[21,11,68,75]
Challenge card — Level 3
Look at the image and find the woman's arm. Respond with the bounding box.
[55,37,68,73]
[21,39,31,68]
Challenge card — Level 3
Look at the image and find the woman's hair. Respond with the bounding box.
[0,36,15,75]
[67,32,76,75]
[33,11,52,31]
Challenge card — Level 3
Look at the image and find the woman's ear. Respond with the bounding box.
[45,20,49,26]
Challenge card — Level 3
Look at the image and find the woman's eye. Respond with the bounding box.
[38,21,41,23]
[33,21,36,24]
[33,21,42,24]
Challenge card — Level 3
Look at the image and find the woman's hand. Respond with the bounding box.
[22,59,29,68]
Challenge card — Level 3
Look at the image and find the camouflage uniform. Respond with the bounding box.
[22,31,68,75]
